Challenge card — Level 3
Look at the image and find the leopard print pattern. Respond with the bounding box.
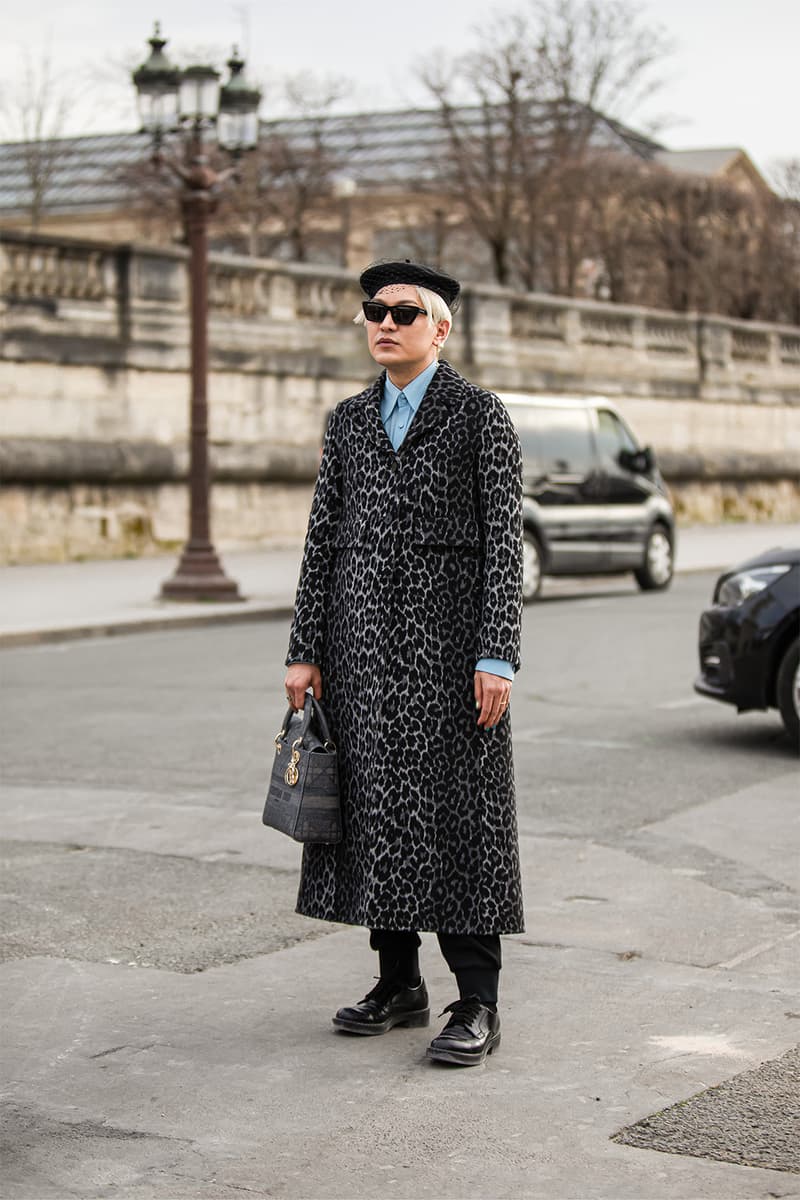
[287,359,524,934]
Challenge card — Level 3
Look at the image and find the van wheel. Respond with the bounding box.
[522,531,543,603]
[776,639,799,748]
[635,525,674,591]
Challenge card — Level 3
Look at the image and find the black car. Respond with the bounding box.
[500,394,676,602]
[694,547,800,744]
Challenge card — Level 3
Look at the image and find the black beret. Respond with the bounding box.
[359,259,461,311]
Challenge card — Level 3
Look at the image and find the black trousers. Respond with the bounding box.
[369,929,502,1006]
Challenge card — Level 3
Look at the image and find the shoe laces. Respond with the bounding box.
[361,976,402,1006]
[438,996,485,1029]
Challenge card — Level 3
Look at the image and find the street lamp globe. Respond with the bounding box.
[179,64,221,125]
[218,50,262,153]
[132,23,180,137]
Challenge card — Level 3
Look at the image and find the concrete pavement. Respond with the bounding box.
[2,772,798,1198]
[0,548,303,647]
[2,526,799,1198]
[1,521,798,646]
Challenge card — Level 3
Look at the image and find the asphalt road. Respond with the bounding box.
[2,570,794,823]
[0,571,795,970]
[1,571,798,1199]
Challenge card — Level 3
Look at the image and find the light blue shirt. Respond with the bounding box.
[381,360,438,450]
[381,362,515,683]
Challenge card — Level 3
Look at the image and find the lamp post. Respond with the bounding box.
[133,26,261,601]
[334,177,357,268]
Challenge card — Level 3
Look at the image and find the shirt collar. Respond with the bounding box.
[381,360,439,419]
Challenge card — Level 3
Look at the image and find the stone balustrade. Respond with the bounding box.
[1,235,112,302]
[2,228,798,400]
[1,228,798,563]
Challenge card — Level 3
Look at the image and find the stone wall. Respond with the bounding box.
[1,229,798,563]
[0,480,313,564]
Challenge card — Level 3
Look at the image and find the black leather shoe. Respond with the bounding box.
[426,996,500,1066]
[332,977,430,1035]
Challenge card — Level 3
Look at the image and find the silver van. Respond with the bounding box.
[500,393,676,602]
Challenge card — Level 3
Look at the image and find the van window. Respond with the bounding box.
[596,409,638,461]
[537,408,595,475]
[516,428,542,469]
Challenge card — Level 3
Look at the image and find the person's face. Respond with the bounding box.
[364,284,450,377]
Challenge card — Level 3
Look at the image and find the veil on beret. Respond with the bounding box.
[359,259,461,311]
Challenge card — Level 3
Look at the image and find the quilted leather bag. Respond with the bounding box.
[263,693,342,843]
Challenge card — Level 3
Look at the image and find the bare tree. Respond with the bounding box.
[115,149,184,243]
[217,72,355,261]
[743,189,800,325]
[769,157,800,203]
[523,0,673,293]
[532,0,672,134]
[0,49,75,228]
[770,161,800,323]
[419,0,673,289]
[638,169,727,311]
[544,152,647,301]
[420,14,543,286]
[596,164,800,323]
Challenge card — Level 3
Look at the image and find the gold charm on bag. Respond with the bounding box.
[284,739,302,787]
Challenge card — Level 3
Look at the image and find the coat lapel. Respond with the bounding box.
[351,360,465,457]
[354,374,392,454]
[399,360,463,455]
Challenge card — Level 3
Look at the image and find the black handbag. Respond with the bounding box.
[263,693,342,843]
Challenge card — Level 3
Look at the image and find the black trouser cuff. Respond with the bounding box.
[370,929,421,984]
[453,967,499,1006]
[368,929,501,1002]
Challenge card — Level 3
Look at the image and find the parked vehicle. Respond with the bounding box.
[694,547,800,745]
[500,394,676,601]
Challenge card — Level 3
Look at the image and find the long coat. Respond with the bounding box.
[286,359,524,935]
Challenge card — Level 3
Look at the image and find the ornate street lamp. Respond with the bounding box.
[133,26,262,601]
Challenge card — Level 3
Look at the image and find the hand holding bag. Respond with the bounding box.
[263,693,342,843]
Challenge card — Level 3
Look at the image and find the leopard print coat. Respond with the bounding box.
[286,359,524,934]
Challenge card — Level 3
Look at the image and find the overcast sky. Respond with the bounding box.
[0,0,797,181]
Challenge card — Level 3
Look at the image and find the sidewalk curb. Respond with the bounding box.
[0,604,295,649]
[0,565,723,650]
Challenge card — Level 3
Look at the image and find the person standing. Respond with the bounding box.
[284,260,524,1066]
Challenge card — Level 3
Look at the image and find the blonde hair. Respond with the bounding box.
[354,285,453,346]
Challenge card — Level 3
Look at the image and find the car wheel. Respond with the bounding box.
[634,524,674,591]
[522,530,543,603]
[776,638,799,748]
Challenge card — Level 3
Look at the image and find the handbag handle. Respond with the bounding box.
[276,692,335,748]
[307,694,335,746]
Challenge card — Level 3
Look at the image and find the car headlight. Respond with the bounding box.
[716,564,791,607]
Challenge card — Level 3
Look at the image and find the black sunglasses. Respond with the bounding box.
[362,300,428,325]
